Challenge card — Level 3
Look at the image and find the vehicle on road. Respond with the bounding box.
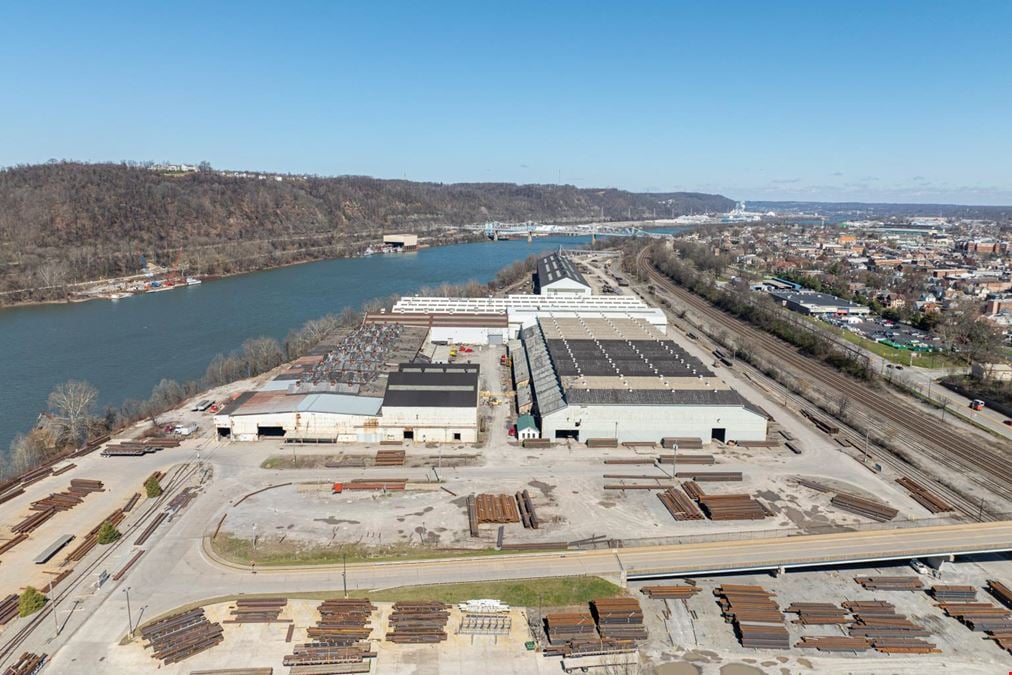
[970,399,986,411]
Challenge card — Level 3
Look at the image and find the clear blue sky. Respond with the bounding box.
[2,1,1010,204]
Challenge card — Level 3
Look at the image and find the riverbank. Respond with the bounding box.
[0,234,614,453]
[0,229,487,310]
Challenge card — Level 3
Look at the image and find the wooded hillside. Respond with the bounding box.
[0,162,733,302]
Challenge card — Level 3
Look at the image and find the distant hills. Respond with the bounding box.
[0,162,734,302]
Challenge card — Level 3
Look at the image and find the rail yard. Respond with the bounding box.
[0,249,1008,674]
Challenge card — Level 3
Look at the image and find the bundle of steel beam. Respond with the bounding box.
[64,507,126,563]
[586,438,618,448]
[226,598,289,624]
[938,602,1012,632]
[374,449,405,466]
[673,471,741,482]
[895,477,953,513]
[796,636,870,652]
[516,489,539,529]
[0,594,19,625]
[786,603,850,625]
[385,601,450,643]
[869,637,941,654]
[661,437,703,450]
[855,577,924,591]
[714,586,789,649]
[830,493,898,522]
[698,493,768,520]
[544,611,596,645]
[931,585,977,602]
[0,533,27,556]
[10,509,56,534]
[846,603,933,643]
[640,585,700,600]
[3,652,47,675]
[140,608,223,665]
[474,494,520,524]
[307,599,375,645]
[657,487,704,521]
[343,479,407,491]
[591,598,648,641]
[657,454,714,464]
[989,579,1012,608]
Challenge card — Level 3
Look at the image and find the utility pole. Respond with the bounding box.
[342,552,348,598]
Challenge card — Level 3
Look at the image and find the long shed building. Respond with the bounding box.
[516,317,767,444]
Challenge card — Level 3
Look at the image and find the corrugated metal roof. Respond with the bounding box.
[298,393,383,416]
[537,252,589,289]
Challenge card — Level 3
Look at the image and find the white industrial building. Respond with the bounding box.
[391,295,667,340]
[515,317,768,444]
[535,252,592,296]
[768,290,871,316]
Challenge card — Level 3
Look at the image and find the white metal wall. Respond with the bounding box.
[541,404,767,443]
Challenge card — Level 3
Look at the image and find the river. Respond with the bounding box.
[0,232,679,452]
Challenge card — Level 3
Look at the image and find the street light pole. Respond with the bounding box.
[124,587,133,635]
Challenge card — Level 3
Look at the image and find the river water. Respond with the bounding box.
[0,234,627,451]
[0,230,687,452]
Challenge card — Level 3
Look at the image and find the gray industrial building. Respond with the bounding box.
[512,317,768,443]
[535,252,592,296]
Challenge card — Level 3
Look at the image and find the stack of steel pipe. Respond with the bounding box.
[226,598,289,623]
[714,586,789,649]
[796,636,871,652]
[374,449,405,466]
[2,652,47,675]
[515,489,539,529]
[931,585,977,602]
[474,494,520,524]
[786,603,849,625]
[641,585,700,600]
[591,598,648,641]
[0,594,19,625]
[657,487,704,521]
[140,608,223,665]
[544,611,596,645]
[830,493,898,522]
[938,602,1012,632]
[385,602,450,643]
[855,576,924,591]
[895,477,953,513]
[988,579,1012,608]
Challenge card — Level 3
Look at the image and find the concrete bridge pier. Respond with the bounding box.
[923,554,954,575]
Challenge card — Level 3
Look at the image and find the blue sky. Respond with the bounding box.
[1,1,1010,204]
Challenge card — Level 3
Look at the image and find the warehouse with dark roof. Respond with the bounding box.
[515,317,767,443]
[535,252,592,296]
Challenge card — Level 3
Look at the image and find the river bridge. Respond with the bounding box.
[475,220,673,240]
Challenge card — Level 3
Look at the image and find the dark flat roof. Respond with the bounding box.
[546,338,711,378]
[382,368,479,408]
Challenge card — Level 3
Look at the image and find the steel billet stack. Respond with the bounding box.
[590,598,648,641]
[140,608,223,665]
[714,585,789,649]
[386,602,450,643]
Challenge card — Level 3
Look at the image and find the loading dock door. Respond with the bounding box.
[711,428,726,443]
[258,426,286,438]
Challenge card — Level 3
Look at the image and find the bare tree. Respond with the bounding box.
[46,380,98,447]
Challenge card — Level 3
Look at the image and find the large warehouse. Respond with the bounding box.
[391,294,667,339]
[514,317,768,443]
[535,252,592,296]
[213,322,481,443]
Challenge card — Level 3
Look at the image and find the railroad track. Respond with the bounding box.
[0,461,202,667]
[637,247,1012,509]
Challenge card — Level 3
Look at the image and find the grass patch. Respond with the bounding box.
[260,454,343,469]
[137,575,622,631]
[211,534,561,567]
